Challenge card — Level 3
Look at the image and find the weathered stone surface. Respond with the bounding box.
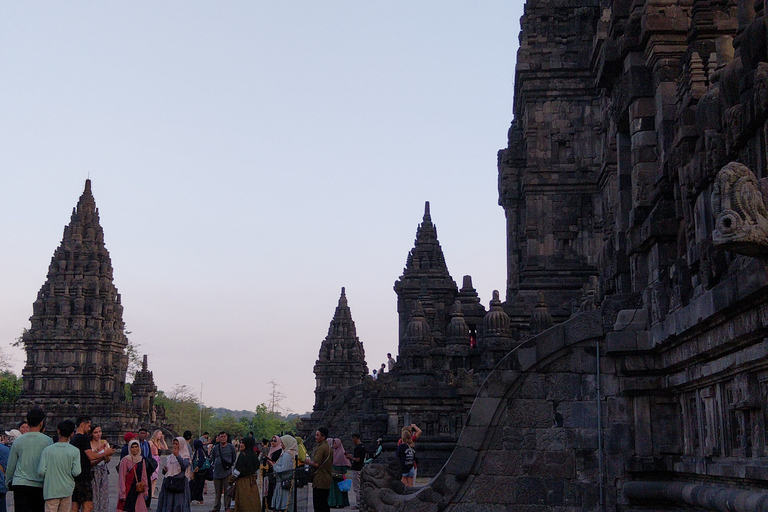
[2,180,159,441]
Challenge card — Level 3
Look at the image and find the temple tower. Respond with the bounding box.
[312,287,368,411]
[394,202,458,355]
[21,180,130,405]
[131,355,157,424]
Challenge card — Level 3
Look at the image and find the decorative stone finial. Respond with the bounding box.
[530,291,553,335]
[483,291,511,337]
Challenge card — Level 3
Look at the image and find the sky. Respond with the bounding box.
[0,2,522,415]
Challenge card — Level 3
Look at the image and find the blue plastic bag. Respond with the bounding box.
[338,478,352,492]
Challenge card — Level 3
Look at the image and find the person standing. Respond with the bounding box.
[210,432,236,512]
[379,363,386,376]
[271,435,297,511]
[328,439,350,508]
[190,440,208,505]
[38,420,81,512]
[71,415,114,512]
[303,428,332,512]
[264,435,283,510]
[117,440,149,512]
[232,437,261,512]
[156,438,189,512]
[345,434,366,509]
[136,429,152,508]
[148,430,167,501]
[0,431,9,512]
[6,407,52,512]
[387,353,396,372]
[88,425,111,512]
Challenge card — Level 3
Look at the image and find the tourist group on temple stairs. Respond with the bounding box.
[0,406,411,512]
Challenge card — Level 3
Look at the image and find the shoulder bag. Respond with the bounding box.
[163,473,186,493]
[133,463,146,494]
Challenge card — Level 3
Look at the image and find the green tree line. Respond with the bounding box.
[155,385,299,440]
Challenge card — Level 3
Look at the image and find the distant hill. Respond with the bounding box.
[209,407,308,420]
[210,407,255,419]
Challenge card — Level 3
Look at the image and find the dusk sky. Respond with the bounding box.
[1,2,521,415]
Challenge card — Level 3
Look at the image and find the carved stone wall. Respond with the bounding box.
[357,0,768,508]
[1,180,159,443]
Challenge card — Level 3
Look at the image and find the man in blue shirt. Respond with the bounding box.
[0,434,10,512]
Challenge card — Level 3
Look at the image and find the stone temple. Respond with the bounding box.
[310,0,768,509]
[0,180,158,441]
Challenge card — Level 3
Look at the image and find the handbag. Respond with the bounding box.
[163,473,186,493]
[338,477,352,492]
[133,465,146,494]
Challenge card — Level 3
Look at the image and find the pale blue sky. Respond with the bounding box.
[1,2,521,414]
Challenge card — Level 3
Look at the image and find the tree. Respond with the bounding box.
[0,372,22,403]
[155,384,214,435]
[124,337,143,383]
[243,403,299,440]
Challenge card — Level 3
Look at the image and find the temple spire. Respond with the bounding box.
[312,288,369,412]
[22,179,128,404]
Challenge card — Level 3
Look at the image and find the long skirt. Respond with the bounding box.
[91,463,110,512]
[156,475,191,512]
[328,465,349,508]
[271,475,289,511]
[235,474,262,512]
[191,470,207,502]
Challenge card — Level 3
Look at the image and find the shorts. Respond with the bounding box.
[72,478,93,504]
[401,467,415,478]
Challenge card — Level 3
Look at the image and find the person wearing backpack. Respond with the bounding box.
[395,429,416,487]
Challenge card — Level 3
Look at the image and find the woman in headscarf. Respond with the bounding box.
[271,435,298,511]
[295,436,307,464]
[327,438,351,508]
[117,439,149,512]
[149,430,168,498]
[232,436,261,512]
[190,439,208,505]
[263,435,282,510]
[156,437,191,512]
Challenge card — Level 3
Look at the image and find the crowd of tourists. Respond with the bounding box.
[0,407,425,512]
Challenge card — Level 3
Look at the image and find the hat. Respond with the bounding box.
[5,429,22,441]
[124,432,137,443]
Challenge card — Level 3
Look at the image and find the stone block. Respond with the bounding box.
[465,475,518,504]
[507,399,553,428]
[466,398,501,427]
[605,330,638,352]
[456,425,486,451]
[545,373,583,400]
[444,446,479,480]
[479,450,525,476]
[564,311,603,344]
[558,401,598,429]
[629,97,656,119]
[519,373,547,399]
[605,422,634,454]
[502,425,538,451]
[536,325,566,361]
[535,428,567,451]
